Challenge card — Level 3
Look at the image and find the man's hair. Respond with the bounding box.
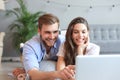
[38,13,59,29]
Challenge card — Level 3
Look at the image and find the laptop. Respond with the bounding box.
[75,55,120,80]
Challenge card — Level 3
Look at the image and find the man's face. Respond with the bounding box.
[39,23,59,47]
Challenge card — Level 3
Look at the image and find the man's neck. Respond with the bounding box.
[45,45,51,54]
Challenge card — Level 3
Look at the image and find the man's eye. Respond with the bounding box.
[54,31,58,33]
[45,32,50,34]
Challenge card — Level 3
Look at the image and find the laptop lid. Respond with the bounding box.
[75,55,120,80]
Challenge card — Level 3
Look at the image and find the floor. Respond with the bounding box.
[0,61,23,80]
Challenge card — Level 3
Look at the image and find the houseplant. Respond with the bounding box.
[6,0,44,54]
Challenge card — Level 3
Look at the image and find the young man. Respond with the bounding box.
[23,13,75,80]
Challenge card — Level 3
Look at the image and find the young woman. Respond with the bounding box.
[57,17,100,80]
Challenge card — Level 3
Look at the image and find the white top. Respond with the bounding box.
[57,42,100,57]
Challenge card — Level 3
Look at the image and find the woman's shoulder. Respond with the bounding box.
[88,43,100,48]
[86,43,100,55]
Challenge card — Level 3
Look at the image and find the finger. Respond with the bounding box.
[85,35,89,43]
[67,65,75,71]
[63,67,75,79]
[86,36,90,44]
[60,69,69,80]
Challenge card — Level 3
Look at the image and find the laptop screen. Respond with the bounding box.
[75,55,120,80]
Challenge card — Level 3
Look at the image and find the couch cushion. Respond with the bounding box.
[89,24,120,41]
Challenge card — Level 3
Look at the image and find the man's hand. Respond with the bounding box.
[12,68,26,80]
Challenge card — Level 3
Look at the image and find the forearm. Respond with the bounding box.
[57,62,65,71]
[28,69,59,80]
[57,57,66,71]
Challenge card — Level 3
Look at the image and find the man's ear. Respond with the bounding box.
[38,28,41,35]
[38,28,40,33]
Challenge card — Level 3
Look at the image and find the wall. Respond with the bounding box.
[26,0,120,29]
[0,0,120,57]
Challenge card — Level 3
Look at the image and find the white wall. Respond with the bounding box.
[1,0,120,31]
[26,0,120,29]
[1,0,120,57]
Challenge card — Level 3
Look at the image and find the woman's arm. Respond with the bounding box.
[56,43,66,70]
[57,56,66,71]
[57,57,75,80]
[28,66,75,80]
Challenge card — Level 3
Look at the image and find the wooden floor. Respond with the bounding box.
[0,62,23,80]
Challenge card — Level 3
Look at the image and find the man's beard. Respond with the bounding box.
[43,38,57,47]
[40,35,57,47]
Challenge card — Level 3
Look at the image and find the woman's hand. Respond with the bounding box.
[77,36,89,55]
[57,65,75,80]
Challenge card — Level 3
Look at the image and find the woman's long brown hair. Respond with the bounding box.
[64,17,89,66]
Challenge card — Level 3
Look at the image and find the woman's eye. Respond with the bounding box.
[73,31,78,34]
[82,31,86,33]
[82,31,86,34]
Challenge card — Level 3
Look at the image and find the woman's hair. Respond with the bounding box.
[64,17,89,66]
[38,13,59,29]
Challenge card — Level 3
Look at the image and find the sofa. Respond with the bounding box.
[60,24,120,54]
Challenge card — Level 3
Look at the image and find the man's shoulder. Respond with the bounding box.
[23,35,42,56]
[24,35,40,47]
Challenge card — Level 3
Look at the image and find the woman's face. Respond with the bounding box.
[72,23,89,46]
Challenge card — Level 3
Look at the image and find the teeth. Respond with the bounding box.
[49,40,54,43]
[77,39,84,43]
[78,39,83,41]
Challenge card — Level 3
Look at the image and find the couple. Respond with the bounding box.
[22,13,100,80]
